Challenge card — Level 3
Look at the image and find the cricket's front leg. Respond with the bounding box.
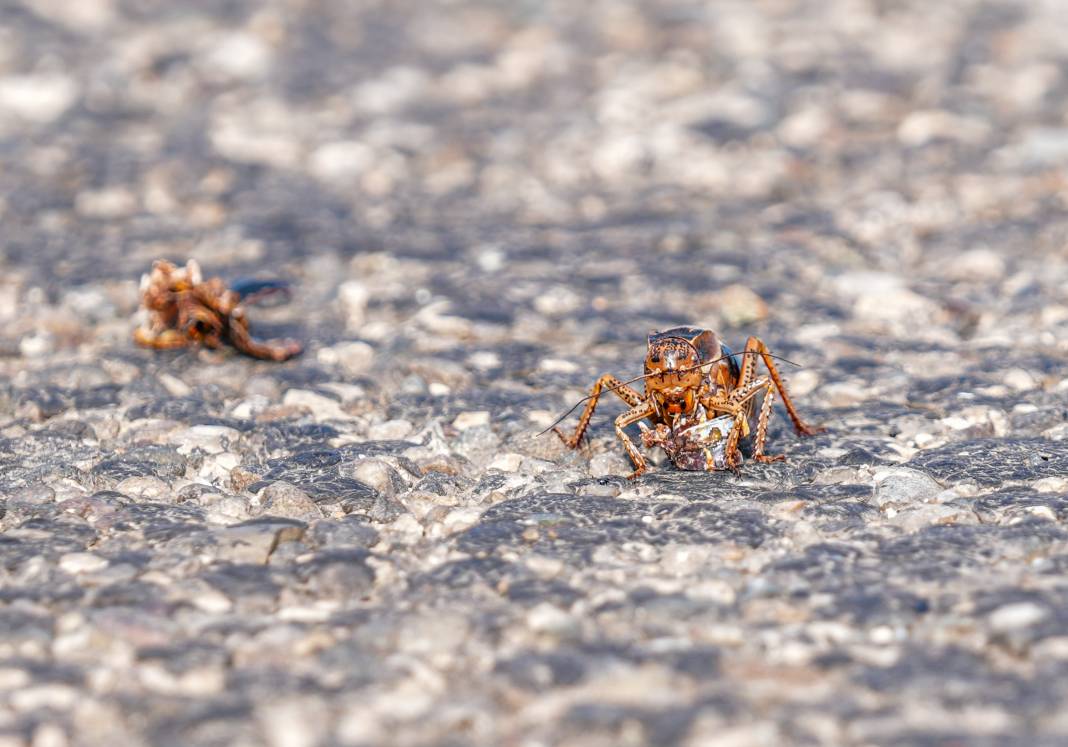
[614,401,657,479]
[711,378,769,471]
[554,373,645,449]
[723,410,748,472]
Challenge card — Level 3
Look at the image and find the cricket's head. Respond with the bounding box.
[644,327,719,418]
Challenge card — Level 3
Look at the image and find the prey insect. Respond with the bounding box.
[134,259,303,361]
[548,326,823,478]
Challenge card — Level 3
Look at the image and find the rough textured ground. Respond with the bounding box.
[3,1,1068,745]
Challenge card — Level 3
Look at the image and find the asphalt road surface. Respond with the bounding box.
[3,1,1068,745]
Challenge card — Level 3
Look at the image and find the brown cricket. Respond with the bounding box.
[133,259,303,361]
[551,326,823,478]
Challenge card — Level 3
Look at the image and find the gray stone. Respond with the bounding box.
[306,518,380,550]
[588,451,633,478]
[301,550,375,598]
[368,492,408,523]
[213,518,306,564]
[872,468,944,510]
[254,481,323,521]
[345,458,405,497]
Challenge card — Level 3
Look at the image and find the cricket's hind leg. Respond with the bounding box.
[737,336,825,437]
[750,383,786,463]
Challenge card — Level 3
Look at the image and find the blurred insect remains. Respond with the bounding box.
[548,326,824,478]
[134,259,303,361]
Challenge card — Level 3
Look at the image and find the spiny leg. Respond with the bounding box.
[738,336,824,436]
[751,383,785,463]
[614,401,657,479]
[554,374,645,449]
[723,403,760,471]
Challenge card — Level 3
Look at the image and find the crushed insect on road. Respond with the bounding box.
[135,259,303,361]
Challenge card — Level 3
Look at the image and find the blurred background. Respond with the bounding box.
[2,0,1067,355]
